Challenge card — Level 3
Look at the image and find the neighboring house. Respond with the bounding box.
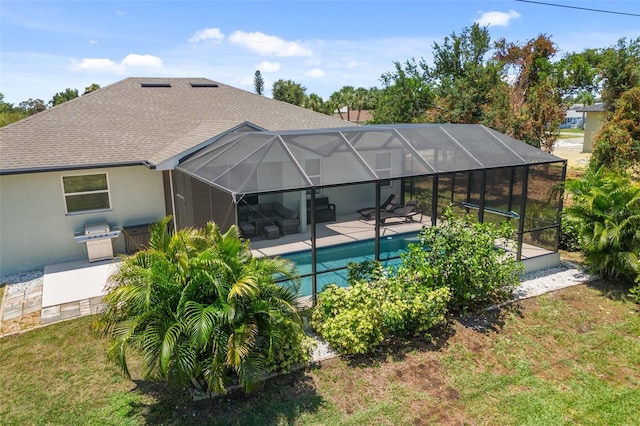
[0,77,355,277]
[560,104,584,129]
[333,107,374,124]
[575,103,607,153]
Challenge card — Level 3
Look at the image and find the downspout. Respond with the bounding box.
[169,170,177,230]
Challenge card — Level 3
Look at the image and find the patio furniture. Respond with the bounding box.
[357,194,400,220]
[239,221,256,237]
[240,202,300,234]
[263,224,280,239]
[379,200,419,225]
[306,195,336,224]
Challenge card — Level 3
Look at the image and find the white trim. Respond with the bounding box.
[61,172,112,214]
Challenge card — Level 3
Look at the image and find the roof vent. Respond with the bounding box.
[190,82,219,88]
[141,82,171,88]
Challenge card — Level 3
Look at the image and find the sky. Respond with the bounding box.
[1,0,639,105]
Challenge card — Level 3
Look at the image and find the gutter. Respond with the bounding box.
[0,161,157,176]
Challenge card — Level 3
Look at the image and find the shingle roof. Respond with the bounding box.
[0,77,356,174]
[575,103,607,112]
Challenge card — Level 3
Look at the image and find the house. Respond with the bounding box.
[0,77,356,277]
[1,77,567,294]
[333,107,374,124]
[575,103,607,152]
[560,104,584,129]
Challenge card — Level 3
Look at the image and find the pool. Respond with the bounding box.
[277,232,420,297]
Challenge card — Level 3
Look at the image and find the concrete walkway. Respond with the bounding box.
[1,259,118,334]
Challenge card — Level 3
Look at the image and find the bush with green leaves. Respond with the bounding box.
[397,207,522,313]
[311,282,386,355]
[312,260,451,356]
[564,167,640,290]
[559,215,581,252]
[94,217,312,395]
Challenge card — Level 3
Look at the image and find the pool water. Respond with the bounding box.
[278,232,420,297]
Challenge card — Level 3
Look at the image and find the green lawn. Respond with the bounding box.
[1,279,638,425]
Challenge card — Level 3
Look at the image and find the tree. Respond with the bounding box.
[304,93,329,114]
[0,93,28,127]
[599,37,640,111]
[591,87,640,173]
[424,24,507,125]
[18,98,46,116]
[83,83,100,95]
[254,70,264,96]
[495,34,566,151]
[272,79,306,106]
[50,88,79,107]
[95,217,312,394]
[372,59,434,124]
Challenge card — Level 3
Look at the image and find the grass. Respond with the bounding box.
[1,279,639,425]
[558,128,585,135]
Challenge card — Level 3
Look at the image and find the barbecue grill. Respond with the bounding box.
[74,222,121,262]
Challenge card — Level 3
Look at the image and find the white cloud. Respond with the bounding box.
[70,54,163,75]
[475,9,521,27]
[89,39,98,45]
[70,58,123,74]
[346,60,359,69]
[121,53,163,68]
[228,31,312,57]
[305,68,325,78]
[257,61,281,72]
[188,28,225,44]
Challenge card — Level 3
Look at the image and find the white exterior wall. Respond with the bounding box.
[0,165,166,277]
[582,111,605,153]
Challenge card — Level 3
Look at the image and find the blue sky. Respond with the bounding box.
[1,0,639,104]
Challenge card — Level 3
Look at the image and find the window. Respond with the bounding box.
[62,173,111,214]
[375,152,392,187]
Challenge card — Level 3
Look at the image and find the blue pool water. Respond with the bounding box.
[278,232,420,297]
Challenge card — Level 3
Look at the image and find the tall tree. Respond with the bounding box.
[18,98,46,116]
[372,59,434,124]
[599,37,640,111]
[495,34,565,151]
[272,79,306,106]
[425,24,506,125]
[591,87,640,173]
[254,70,264,96]
[50,88,79,107]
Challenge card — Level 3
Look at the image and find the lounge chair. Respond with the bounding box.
[357,194,400,219]
[378,200,419,225]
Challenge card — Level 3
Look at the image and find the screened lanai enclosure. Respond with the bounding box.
[173,124,566,298]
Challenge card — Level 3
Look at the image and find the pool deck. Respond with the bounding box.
[1,213,555,335]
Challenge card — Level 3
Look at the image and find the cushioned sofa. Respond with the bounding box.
[238,202,300,235]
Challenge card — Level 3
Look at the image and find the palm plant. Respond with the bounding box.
[564,167,640,283]
[94,217,309,394]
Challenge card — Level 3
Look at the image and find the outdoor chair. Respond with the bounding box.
[357,194,400,220]
[378,200,420,225]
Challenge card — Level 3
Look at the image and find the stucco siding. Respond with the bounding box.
[0,165,166,277]
[582,111,606,153]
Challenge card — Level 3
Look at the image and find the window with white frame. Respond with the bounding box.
[62,173,111,214]
[375,152,392,187]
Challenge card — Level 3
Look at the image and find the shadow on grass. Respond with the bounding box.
[131,367,324,425]
[457,302,524,334]
[584,277,637,303]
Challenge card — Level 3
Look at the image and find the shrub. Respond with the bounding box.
[311,283,385,355]
[559,216,581,252]
[564,167,640,285]
[311,277,451,356]
[397,207,522,313]
[94,217,311,395]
